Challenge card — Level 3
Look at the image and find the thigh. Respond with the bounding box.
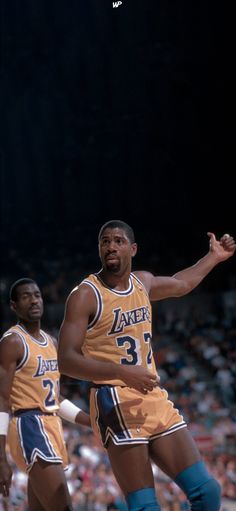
[29,459,72,511]
[107,441,154,496]
[149,427,201,480]
[28,480,45,511]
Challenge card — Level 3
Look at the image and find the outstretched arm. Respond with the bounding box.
[135,232,236,301]
[58,284,158,393]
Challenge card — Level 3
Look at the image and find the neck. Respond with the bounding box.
[18,320,41,338]
[99,269,131,291]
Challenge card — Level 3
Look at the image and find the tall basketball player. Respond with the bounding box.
[58,220,235,511]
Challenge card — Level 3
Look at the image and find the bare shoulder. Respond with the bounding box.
[133,270,154,294]
[0,331,24,360]
[0,330,23,345]
[68,281,97,303]
[65,281,97,317]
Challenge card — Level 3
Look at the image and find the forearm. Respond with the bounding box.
[58,398,90,427]
[0,436,7,460]
[173,252,220,293]
[75,410,91,427]
[0,411,9,461]
[58,350,122,381]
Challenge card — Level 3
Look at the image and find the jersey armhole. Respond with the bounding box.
[82,280,103,329]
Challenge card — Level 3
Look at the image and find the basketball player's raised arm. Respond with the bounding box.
[0,333,24,496]
[136,232,236,301]
[58,285,158,393]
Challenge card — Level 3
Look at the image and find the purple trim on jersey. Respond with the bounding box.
[4,329,30,371]
[17,325,48,347]
[95,272,134,296]
[82,280,103,329]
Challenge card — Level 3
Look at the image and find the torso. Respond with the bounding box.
[4,324,60,413]
[81,272,156,385]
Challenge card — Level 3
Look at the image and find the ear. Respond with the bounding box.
[10,301,17,313]
[131,243,138,258]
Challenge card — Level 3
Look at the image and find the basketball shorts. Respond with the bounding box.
[90,385,186,448]
[8,409,68,473]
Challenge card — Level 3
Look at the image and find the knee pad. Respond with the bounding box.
[175,460,221,511]
[126,487,160,511]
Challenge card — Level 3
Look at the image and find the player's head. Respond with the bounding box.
[10,278,43,322]
[98,220,137,274]
[98,220,135,244]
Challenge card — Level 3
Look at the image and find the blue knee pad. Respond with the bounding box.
[175,461,221,511]
[126,487,160,511]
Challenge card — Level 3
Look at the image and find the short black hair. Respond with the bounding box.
[98,220,135,244]
[10,278,37,302]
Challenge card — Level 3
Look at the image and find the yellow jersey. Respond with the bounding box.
[81,272,157,385]
[3,324,60,413]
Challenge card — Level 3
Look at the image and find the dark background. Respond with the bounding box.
[1,0,235,291]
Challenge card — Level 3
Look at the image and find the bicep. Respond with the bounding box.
[135,271,189,301]
[0,335,23,402]
[58,285,96,355]
[149,276,187,300]
[134,271,183,300]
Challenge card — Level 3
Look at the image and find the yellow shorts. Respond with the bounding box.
[90,385,186,448]
[8,411,68,473]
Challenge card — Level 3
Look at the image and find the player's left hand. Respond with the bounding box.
[207,232,236,261]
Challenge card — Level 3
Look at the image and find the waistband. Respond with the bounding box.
[13,408,56,417]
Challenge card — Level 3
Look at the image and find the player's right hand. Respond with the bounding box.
[0,459,12,497]
[119,365,160,394]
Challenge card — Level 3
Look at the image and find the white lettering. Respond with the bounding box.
[113,1,122,8]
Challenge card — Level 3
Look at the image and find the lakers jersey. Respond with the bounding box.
[81,272,157,385]
[3,324,60,413]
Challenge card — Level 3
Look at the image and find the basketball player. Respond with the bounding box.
[58,220,236,511]
[0,278,90,511]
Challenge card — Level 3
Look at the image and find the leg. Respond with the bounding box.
[149,428,221,510]
[28,480,45,511]
[28,459,72,511]
[107,441,160,510]
[149,427,200,480]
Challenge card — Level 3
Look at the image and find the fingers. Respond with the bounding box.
[0,483,10,497]
[220,233,236,252]
[140,372,159,394]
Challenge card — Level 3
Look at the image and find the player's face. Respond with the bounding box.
[99,228,137,274]
[11,284,43,322]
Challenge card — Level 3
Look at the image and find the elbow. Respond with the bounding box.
[174,281,193,297]
[58,357,66,375]
[57,349,69,375]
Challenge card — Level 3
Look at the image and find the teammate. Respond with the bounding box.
[0,278,90,511]
[58,220,236,511]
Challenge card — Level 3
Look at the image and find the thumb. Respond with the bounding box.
[150,372,160,382]
[207,232,216,243]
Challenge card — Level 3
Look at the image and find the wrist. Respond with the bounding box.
[0,412,9,436]
[58,399,82,424]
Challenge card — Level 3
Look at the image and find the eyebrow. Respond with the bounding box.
[20,290,41,296]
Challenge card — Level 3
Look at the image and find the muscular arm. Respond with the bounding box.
[58,284,158,393]
[0,333,24,495]
[136,233,236,301]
